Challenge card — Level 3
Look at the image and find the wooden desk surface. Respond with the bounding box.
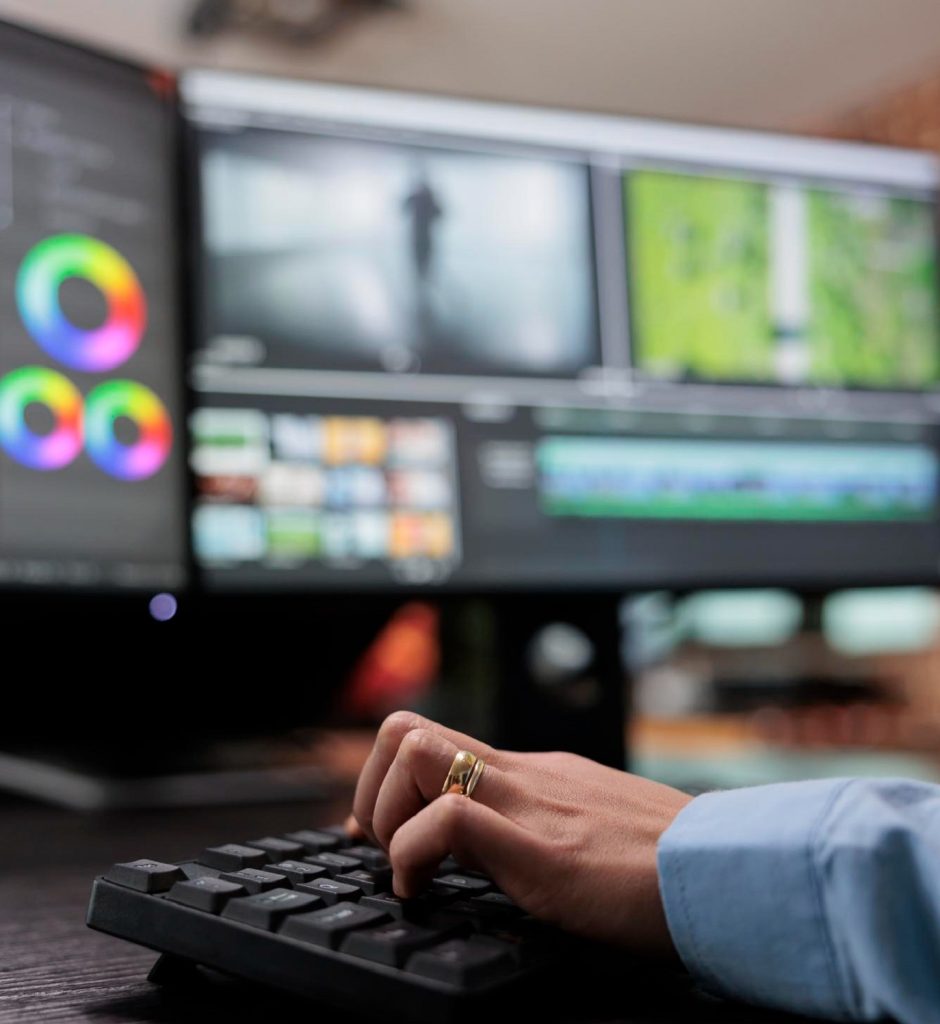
[0,797,816,1024]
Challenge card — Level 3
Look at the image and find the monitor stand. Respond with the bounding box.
[437,595,628,770]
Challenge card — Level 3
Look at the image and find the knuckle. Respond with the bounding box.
[378,710,425,748]
[398,727,438,769]
[546,751,583,770]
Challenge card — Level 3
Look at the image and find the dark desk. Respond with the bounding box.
[0,798,817,1024]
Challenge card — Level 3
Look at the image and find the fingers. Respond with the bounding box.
[370,728,456,850]
[388,793,541,899]
[353,711,496,842]
[343,813,368,842]
[369,726,514,850]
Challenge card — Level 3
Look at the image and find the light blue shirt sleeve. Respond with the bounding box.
[657,778,940,1023]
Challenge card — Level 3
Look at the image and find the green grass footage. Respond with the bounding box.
[808,191,940,387]
[627,170,773,381]
[626,170,940,388]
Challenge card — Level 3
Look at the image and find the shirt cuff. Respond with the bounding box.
[657,779,856,1021]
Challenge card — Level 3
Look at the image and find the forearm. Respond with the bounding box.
[657,778,940,1023]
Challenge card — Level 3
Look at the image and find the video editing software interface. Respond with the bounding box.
[0,23,186,590]
[1,18,938,598]
[184,73,940,590]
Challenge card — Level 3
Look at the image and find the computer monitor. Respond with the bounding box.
[0,21,187,592]
[182,71,940,593]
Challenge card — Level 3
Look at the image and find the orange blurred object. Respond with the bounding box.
[340,602,440,719]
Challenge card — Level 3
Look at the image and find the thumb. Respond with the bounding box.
[388,792,543,899]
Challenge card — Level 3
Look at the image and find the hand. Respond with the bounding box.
[351,711,693,955]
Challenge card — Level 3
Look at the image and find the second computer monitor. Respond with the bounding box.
[183,72,940,591]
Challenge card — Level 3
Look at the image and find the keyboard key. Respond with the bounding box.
[269,861,328,886]
[222,889,323,930]
[167,877,245,913]
[305,852,364,876]
[437,857,488,880]
[317,824,354,848]
[200,844,269,872]
[296,878,361,905]
[345,846,391,871]
[219,868,289,894]
[244,837,305,861]
[434,873,492,895]
[477,919,559,966]
[179,861,221,880]
[423,901,482,935]
[104,860,185,894]
[281,903,389,949]
[417,885,461,906]
[361,892,408,919]
[408,937,516,987]
[343,920,444,968]
[284,829,342,854]
[335,869,393,896]
[394,887,462,925]
[470,892,524,919]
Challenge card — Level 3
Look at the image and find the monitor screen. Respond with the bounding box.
[184,72,940,591]
[199,128,598,378]
[0,22,186,591]
[626,169,940,389]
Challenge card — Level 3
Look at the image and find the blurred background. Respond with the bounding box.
[6,0,940,132]
[1,0,940,817]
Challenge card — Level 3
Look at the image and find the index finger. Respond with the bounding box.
[352,711,496,843]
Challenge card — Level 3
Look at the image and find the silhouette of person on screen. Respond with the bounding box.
[403,176,443,283]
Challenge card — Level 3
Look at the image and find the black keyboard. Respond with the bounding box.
[87,823,654,1023]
